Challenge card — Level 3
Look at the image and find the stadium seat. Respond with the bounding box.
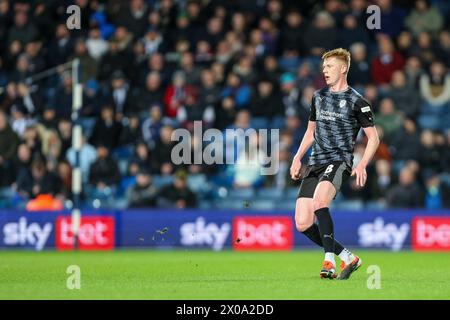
[152,175,174,188]
[227,188,255,199]
[248,199,276,210]
[256,187,284,199]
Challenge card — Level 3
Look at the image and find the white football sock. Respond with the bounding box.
[338,248,354,265]
[324,252,335,266]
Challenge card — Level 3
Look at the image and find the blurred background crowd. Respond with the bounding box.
[0,0,449,211]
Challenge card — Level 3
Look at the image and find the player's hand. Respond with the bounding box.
[290,157,302,180]
[351,164,367,187]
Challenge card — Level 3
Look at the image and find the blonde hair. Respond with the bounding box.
[322,48,351,72]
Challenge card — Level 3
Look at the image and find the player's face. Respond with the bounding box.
[322,57,345,86]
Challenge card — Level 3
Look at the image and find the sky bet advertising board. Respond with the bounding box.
[1,210,449,251]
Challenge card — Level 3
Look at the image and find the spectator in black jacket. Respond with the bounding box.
[391,119,421,161]
[250,79,283,119]
[153,125,176,175]
[106,70,132,119]
[130,71,165,116]
[128,169,158,208]
[89,105,122,150]
[279,10,306,55]
[387,70,421,120]
[348,43,371,87]
[303,11,337,57]
[157,170,197,209]
[89,145,121,189]
[0,111,20,186]
[17,159,61,199]
[386,166,424,208]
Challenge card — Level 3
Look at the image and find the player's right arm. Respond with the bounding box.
[290,120,316,180]
[291,94,317,180]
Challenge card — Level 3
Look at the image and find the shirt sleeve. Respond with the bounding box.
[309,95,316,121]
[354,98,374,127]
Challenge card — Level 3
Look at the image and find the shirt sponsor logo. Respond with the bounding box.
[317,110,345,121]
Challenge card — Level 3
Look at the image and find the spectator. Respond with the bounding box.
[131,141,158,174]
[86,27,109,61]
[131,71,165,116]
[107,70,132,119]
[141,104,169,149]
[164,71,196,118]
[70,38,98,83]
[375,98,403,142]
[119,114,142,147]
[48,23,74,67]
[405,0,443,38]
[424,173,442,209]
[375,0,406,38]
[17,159,61,199]
[213,97,236,131]
[128,169,157,208]
[52,72,74,120]
[89,145,121,189]
[232,132,264,189]
[371,34,405,86]
[153,125,176,175]
[250,79,283,120]
[7,9,38,46]
[418,61,450,131]
[220,72,251,110]
[391,119,421,162]
[418,130,442,174]
[66,135,97,184]
[12,143,32,184]
[387,70,421,119]
[0,111,20,186]
[303,11,337,57]
[279,10,306,55]
[98,40,132,82]
[157,170,197,208]
[348,43,371,87]
[89,105,122,150]
[386,166,424,208]
[367,159,393,204]
[115,0,149,39]
[339,14,370,49]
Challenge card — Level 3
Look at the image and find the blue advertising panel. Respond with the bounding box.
[1,209,449,251]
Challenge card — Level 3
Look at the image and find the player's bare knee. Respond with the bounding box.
[312,198,328,212]
[295,221,313,232]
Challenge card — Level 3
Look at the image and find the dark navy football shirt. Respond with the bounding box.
[308,86,374,168]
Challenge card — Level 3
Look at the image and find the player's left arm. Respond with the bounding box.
[352,98,380,187]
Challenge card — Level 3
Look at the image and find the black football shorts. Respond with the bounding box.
[297,161,351,198]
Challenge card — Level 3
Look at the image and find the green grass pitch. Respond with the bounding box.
[1,250,449,300]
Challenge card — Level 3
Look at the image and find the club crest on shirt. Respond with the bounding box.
[339,100,347,108]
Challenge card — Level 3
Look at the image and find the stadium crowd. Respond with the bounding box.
[0,0,449,210]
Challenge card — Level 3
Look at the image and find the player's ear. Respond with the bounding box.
[341,63,348,74]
